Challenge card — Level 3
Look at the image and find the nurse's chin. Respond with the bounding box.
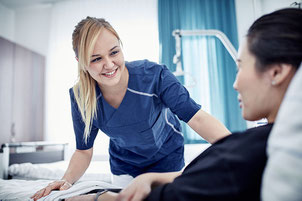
[99,77,122,88]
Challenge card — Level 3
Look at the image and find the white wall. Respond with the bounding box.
[261,0,298,13]
[0,3,51,56]
[0,3,15,42]
[235,0,294,45]
[14,4,52,56]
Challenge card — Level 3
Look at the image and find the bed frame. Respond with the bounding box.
[0,141,68,179]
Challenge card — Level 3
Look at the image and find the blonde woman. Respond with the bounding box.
[31,17,229,201]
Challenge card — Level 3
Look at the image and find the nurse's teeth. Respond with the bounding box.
[105,70,115,75]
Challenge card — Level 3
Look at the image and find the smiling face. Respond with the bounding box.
[86,28,126,88]
[233,39,274,122]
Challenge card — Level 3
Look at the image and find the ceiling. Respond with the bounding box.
[0,0,70,9]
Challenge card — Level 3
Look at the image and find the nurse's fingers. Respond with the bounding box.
[42,185,56,197]
[31,180,71,201]
[31,188,46,201]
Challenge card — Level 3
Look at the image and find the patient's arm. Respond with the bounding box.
[65,191,118,201]
[116,171,182,201]
[188,109,230,143]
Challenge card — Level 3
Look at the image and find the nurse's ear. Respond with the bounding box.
[268,64,295,86]
[75,57,79,62]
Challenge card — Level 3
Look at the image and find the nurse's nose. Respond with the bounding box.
[103,57,115,70]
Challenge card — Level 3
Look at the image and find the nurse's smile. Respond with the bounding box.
[102,68,118,78]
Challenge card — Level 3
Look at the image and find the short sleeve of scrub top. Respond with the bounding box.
[156,63,201,122]
[69,88,99,150]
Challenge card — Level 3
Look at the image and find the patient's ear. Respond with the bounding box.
[269,64,294,86]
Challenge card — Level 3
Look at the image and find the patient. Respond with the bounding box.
[66,8,302,201]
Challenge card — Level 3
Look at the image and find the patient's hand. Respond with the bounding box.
[116,173,153,201]
[31,179,72,201]
[116,171,181,201]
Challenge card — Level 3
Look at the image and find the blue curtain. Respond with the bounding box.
[158,0,247,143]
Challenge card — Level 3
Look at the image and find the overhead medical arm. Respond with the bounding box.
[172,29,237,76]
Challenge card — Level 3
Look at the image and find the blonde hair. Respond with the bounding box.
[72,17,121,143]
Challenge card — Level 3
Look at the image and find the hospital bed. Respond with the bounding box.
[0,141,117,201]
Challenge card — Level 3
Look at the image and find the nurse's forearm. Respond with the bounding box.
[188,109,230,144]
[62,148,93,184]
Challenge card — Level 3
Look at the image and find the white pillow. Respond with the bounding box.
[8,160,112,183]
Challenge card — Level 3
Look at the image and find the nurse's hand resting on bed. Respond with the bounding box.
[30,179,72,201]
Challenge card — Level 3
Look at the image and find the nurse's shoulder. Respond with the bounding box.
[126,59,167,76]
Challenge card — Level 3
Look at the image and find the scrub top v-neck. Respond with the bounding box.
[70,60,201,177]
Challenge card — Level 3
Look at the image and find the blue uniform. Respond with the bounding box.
[69,60,201,177]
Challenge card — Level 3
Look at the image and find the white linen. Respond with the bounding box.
[8,161,112,183]
[0,179,51,201]
[111,174,134,188]
[0,179,118,201]
[39,180,118,201]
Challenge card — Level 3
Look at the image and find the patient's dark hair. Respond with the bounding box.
[247,8,302,72]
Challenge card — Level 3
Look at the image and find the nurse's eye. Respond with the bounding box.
[110,51,119,56]
[91,57,102,63]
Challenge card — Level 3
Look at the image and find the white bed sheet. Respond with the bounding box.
[8,160,112,183]
[0,179,118,201]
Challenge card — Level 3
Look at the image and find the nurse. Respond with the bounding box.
[32,17,229,200]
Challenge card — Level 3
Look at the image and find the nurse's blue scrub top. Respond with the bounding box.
[69,60,201,177]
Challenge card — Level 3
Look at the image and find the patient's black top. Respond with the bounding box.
[145,123,273,201]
